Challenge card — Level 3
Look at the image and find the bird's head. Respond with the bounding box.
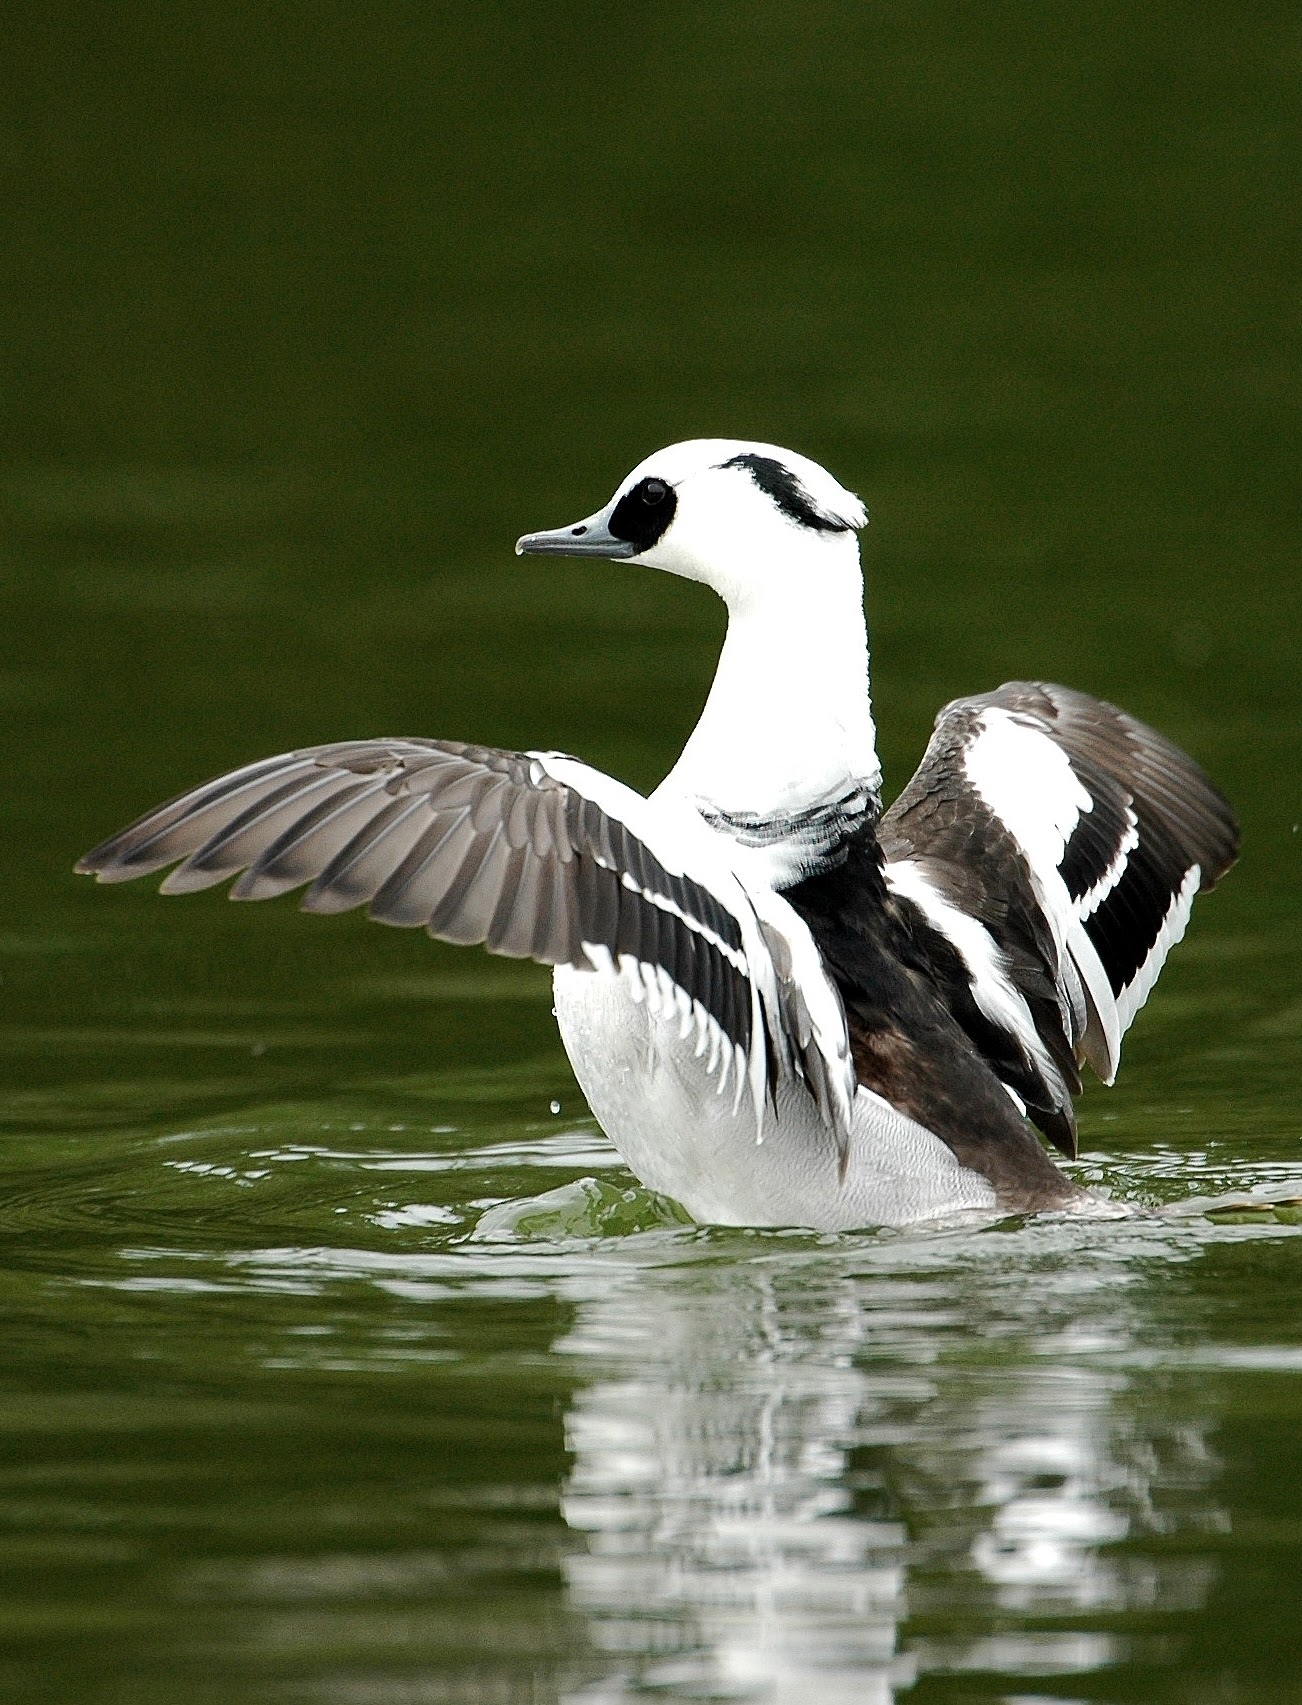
[516,439,867,606]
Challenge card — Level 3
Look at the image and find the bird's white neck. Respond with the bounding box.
[656,535,881,824]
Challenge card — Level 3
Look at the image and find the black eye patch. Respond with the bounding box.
[721,453,851,532]
[608,476,678,553]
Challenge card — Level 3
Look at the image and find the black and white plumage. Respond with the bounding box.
[78,438,1238,1229]
[879,683,1239,1159]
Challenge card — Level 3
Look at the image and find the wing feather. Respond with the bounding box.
[880,681,1238,1153]
[77,737,818,1133]
[228,777,393,900]
[302,795,434,914]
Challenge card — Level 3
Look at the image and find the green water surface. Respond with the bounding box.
[2,4,1299,1700]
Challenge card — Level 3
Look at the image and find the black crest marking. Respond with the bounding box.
[608,476,678,554]
[720,453,856,533]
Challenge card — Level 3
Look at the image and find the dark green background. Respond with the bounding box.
[1,4,1299,1701]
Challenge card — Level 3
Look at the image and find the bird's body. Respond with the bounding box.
[552,961,1003,1227]
[78,439,1239,1229]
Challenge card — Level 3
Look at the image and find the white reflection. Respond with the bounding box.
[560,1265,911,1703]
[553,1231,1224,1702]
[972,1422,1129,1598]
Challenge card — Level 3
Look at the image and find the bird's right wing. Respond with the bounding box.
[78,737,776,1116]
[879,682,1239,1155]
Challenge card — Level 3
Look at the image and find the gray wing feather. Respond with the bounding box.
[366,809,479,929]
[160,770,357,894]
[301,795,434,914]
[228,777,393,900]
[77,739,757,1067]
[102,757,324,887]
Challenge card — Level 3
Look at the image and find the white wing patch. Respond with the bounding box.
[884,857,1069,1104]
[963,712,1122,1081]
[962,708,1093,872]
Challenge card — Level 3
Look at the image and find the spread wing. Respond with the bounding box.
[78,738,774,1112]
[879,682,1239,1156]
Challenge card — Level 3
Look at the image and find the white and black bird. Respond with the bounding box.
[78,440,1239,1228]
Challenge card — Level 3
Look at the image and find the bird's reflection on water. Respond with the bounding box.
[549,1213,1229,1702]
[22,1113,1298,1704]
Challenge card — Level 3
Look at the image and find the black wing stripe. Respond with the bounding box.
[622,870,655,967]
[719,935,740,1053]
[665,870,690,921]
[613,816,644,888]
[1083,833,1189,995]
[675,920,700,1022]
[1049,717,1221,1005]
[693,909,716,1035]
[573,794,609,867]
[1061,792,1133,909]
[577,855,619,956]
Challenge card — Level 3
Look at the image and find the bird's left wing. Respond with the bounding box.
[78,738,780,1116]
[878,683,1239,1155]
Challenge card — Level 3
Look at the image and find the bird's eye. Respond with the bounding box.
[608,472,678,550]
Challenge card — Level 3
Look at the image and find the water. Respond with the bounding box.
[2,1112,1301,1704]
[2,3,1300,1700]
